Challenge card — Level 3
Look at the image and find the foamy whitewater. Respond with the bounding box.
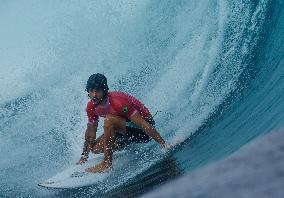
[0,0,283,197]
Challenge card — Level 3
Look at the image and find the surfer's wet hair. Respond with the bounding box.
[85,73,109,93]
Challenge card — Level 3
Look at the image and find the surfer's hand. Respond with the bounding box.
[76,157,88,165]
[161,143,176,153]
[161,140,181,153]
[161,143,172,151]
[85,161,111,173]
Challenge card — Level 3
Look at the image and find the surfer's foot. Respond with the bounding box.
[85,161,111,173]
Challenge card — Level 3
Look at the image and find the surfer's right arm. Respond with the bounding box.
[76,123,98,165]
[77,101,99,165]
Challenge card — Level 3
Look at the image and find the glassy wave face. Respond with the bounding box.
[0,0,283,197]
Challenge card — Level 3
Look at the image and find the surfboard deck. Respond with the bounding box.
[38,141,181,189]
[38,155,111,189]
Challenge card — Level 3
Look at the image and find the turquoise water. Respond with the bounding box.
[0,0,283,197]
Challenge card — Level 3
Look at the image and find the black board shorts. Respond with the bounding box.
[115,119,155,146]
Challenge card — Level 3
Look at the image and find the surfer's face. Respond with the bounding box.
[88,89,104,105]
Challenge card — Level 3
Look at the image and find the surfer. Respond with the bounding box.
[76,73,170,173]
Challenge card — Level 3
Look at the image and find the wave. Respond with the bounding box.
[0,0,283,197]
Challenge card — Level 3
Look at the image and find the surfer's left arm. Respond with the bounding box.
[130,114,168,148]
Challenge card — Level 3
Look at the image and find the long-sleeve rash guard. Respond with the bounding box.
[86,91,151,125]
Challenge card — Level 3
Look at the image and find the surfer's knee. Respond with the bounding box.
[85,137,96,151]
[104,115,117,130]
[104,115,126,133]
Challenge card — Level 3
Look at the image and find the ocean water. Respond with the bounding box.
[0,0,283,197]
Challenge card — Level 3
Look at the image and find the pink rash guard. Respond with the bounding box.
[86,91,152,125]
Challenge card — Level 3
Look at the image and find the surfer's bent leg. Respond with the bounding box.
[91,115,126,154]
[91,135,104,154]
[103,115,126,164]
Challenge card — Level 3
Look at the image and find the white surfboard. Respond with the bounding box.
[38,142,181,189]
[38,155,111,189]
